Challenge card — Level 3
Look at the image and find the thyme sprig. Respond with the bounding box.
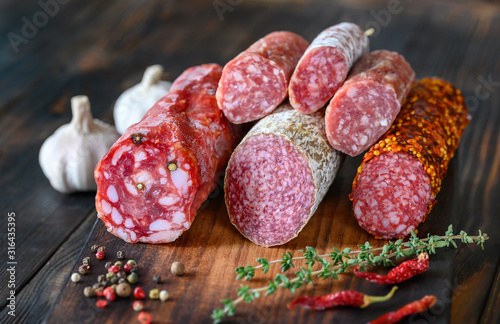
[212,225,488,323]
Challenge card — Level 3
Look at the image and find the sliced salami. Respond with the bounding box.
[325,50,415,157]
[216,31,309,124]
[94,64,241,243]
[224,104,343,247]
[351,78,470,239]
[289,22,369,114]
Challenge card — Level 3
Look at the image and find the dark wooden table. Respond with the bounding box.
[1,0,499,323]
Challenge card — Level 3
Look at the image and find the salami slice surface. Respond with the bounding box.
[325,50,415,157]
[289,22,369,114]
[216,31,309,124]
[94,64,241,243]
[351,78,470,239]
[225,104,343,247]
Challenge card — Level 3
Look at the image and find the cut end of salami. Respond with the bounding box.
[225,133,316,247]
[352,152,432,239]
[289,47,348,114]
[216,53,287,124]
[95,135,199,243]
[325,80,399,156]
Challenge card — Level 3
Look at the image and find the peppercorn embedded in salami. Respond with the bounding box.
[95,64,242,243]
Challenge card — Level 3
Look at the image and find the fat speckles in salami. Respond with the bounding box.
[325,50,415,157]
[216,31,309,124]
[351,78,470,239]
[225,104,343,247]
[94,64,241,244]
[289,22,369,114]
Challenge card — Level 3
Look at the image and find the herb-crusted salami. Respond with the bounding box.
[325,50,415,157]
[351,78,470,239]
[289,22,369,114]
[225,104,343,247]
[94,64,241,243]
[216,31,309,124]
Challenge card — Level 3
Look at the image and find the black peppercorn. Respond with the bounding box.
[78,265,89,275]
[117,251,125,260]
[91,244,100,252]
[153,275,161,284]
[97,246,106,252]
[82,257,91,266]
[105,261,113,270]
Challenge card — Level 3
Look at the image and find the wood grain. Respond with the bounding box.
[0,0,499,323]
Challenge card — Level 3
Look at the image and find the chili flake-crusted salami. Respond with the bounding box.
[94,64,241,243]
[225,104,343,247]
[289,22,369,114]
[216,31,309,124]
[351,78,470,239]
[325,50,415,157]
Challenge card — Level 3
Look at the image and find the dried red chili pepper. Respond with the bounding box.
[288,286,397,310]
[368,295,437,324]
[354,253,429,285]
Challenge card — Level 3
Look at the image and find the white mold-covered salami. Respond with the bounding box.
[224,104,343,247]
[289,22,369,114]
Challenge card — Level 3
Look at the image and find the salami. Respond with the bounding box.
[351,78,470,239]
[224,104,343,247]
[325,50,415,157]
[289,22,369,114]
[216,31,309,124]
[94,64,241,243]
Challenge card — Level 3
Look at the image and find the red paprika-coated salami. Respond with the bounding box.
[225,104,342,247]
[351,78,470,239]
[216,31,309,124]
[325,50,415,157]
[94,64,241,243]
[289,22,369,114]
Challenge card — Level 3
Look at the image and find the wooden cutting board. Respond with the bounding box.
[46,154,457,323]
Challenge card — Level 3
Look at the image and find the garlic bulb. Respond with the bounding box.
[39,95,120,193]
[114,64,172,134]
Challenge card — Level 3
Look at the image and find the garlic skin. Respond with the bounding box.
[39,95,120,193]
[114,64,172,134]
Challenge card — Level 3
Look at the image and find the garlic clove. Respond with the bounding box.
[114,64,172,134]
[39,95,120,194]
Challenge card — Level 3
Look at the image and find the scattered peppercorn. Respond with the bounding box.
[171,261,184,276]
[95,300,108,308]
[90,244,100,252]
[368,295,437,324]
[149,288,160,299]
[130,267,139,274]
[117,270,126,278]
[138,311,152,324]
[101,280,110,288]
[96,250,105,260]
[116,283,132,298]
[127,260,138,268]
[97,246,106,252]
[152,274,161,284]
[82,257,91,266]
[84,286,96,298]
[354,253,429,285]
[105,261,113,269]
[127,272,139,284]
[78,265,90,275]
[123,263,133,273]
[110,277,119,285]
[106,272,116,281]
[134,287,146,299]
[133,300,144,311]
[117,251,125,260]
[95,287,104,294]
[71,273,81,283]
[114,261,123,267]
[92,283,101,290]
[108,265,120,273]
[118,278,126,284]
[159,290,169,302]
[103,287,116,301]
[97,274,106,283]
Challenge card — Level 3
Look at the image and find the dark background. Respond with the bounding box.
[0,0,499,323]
